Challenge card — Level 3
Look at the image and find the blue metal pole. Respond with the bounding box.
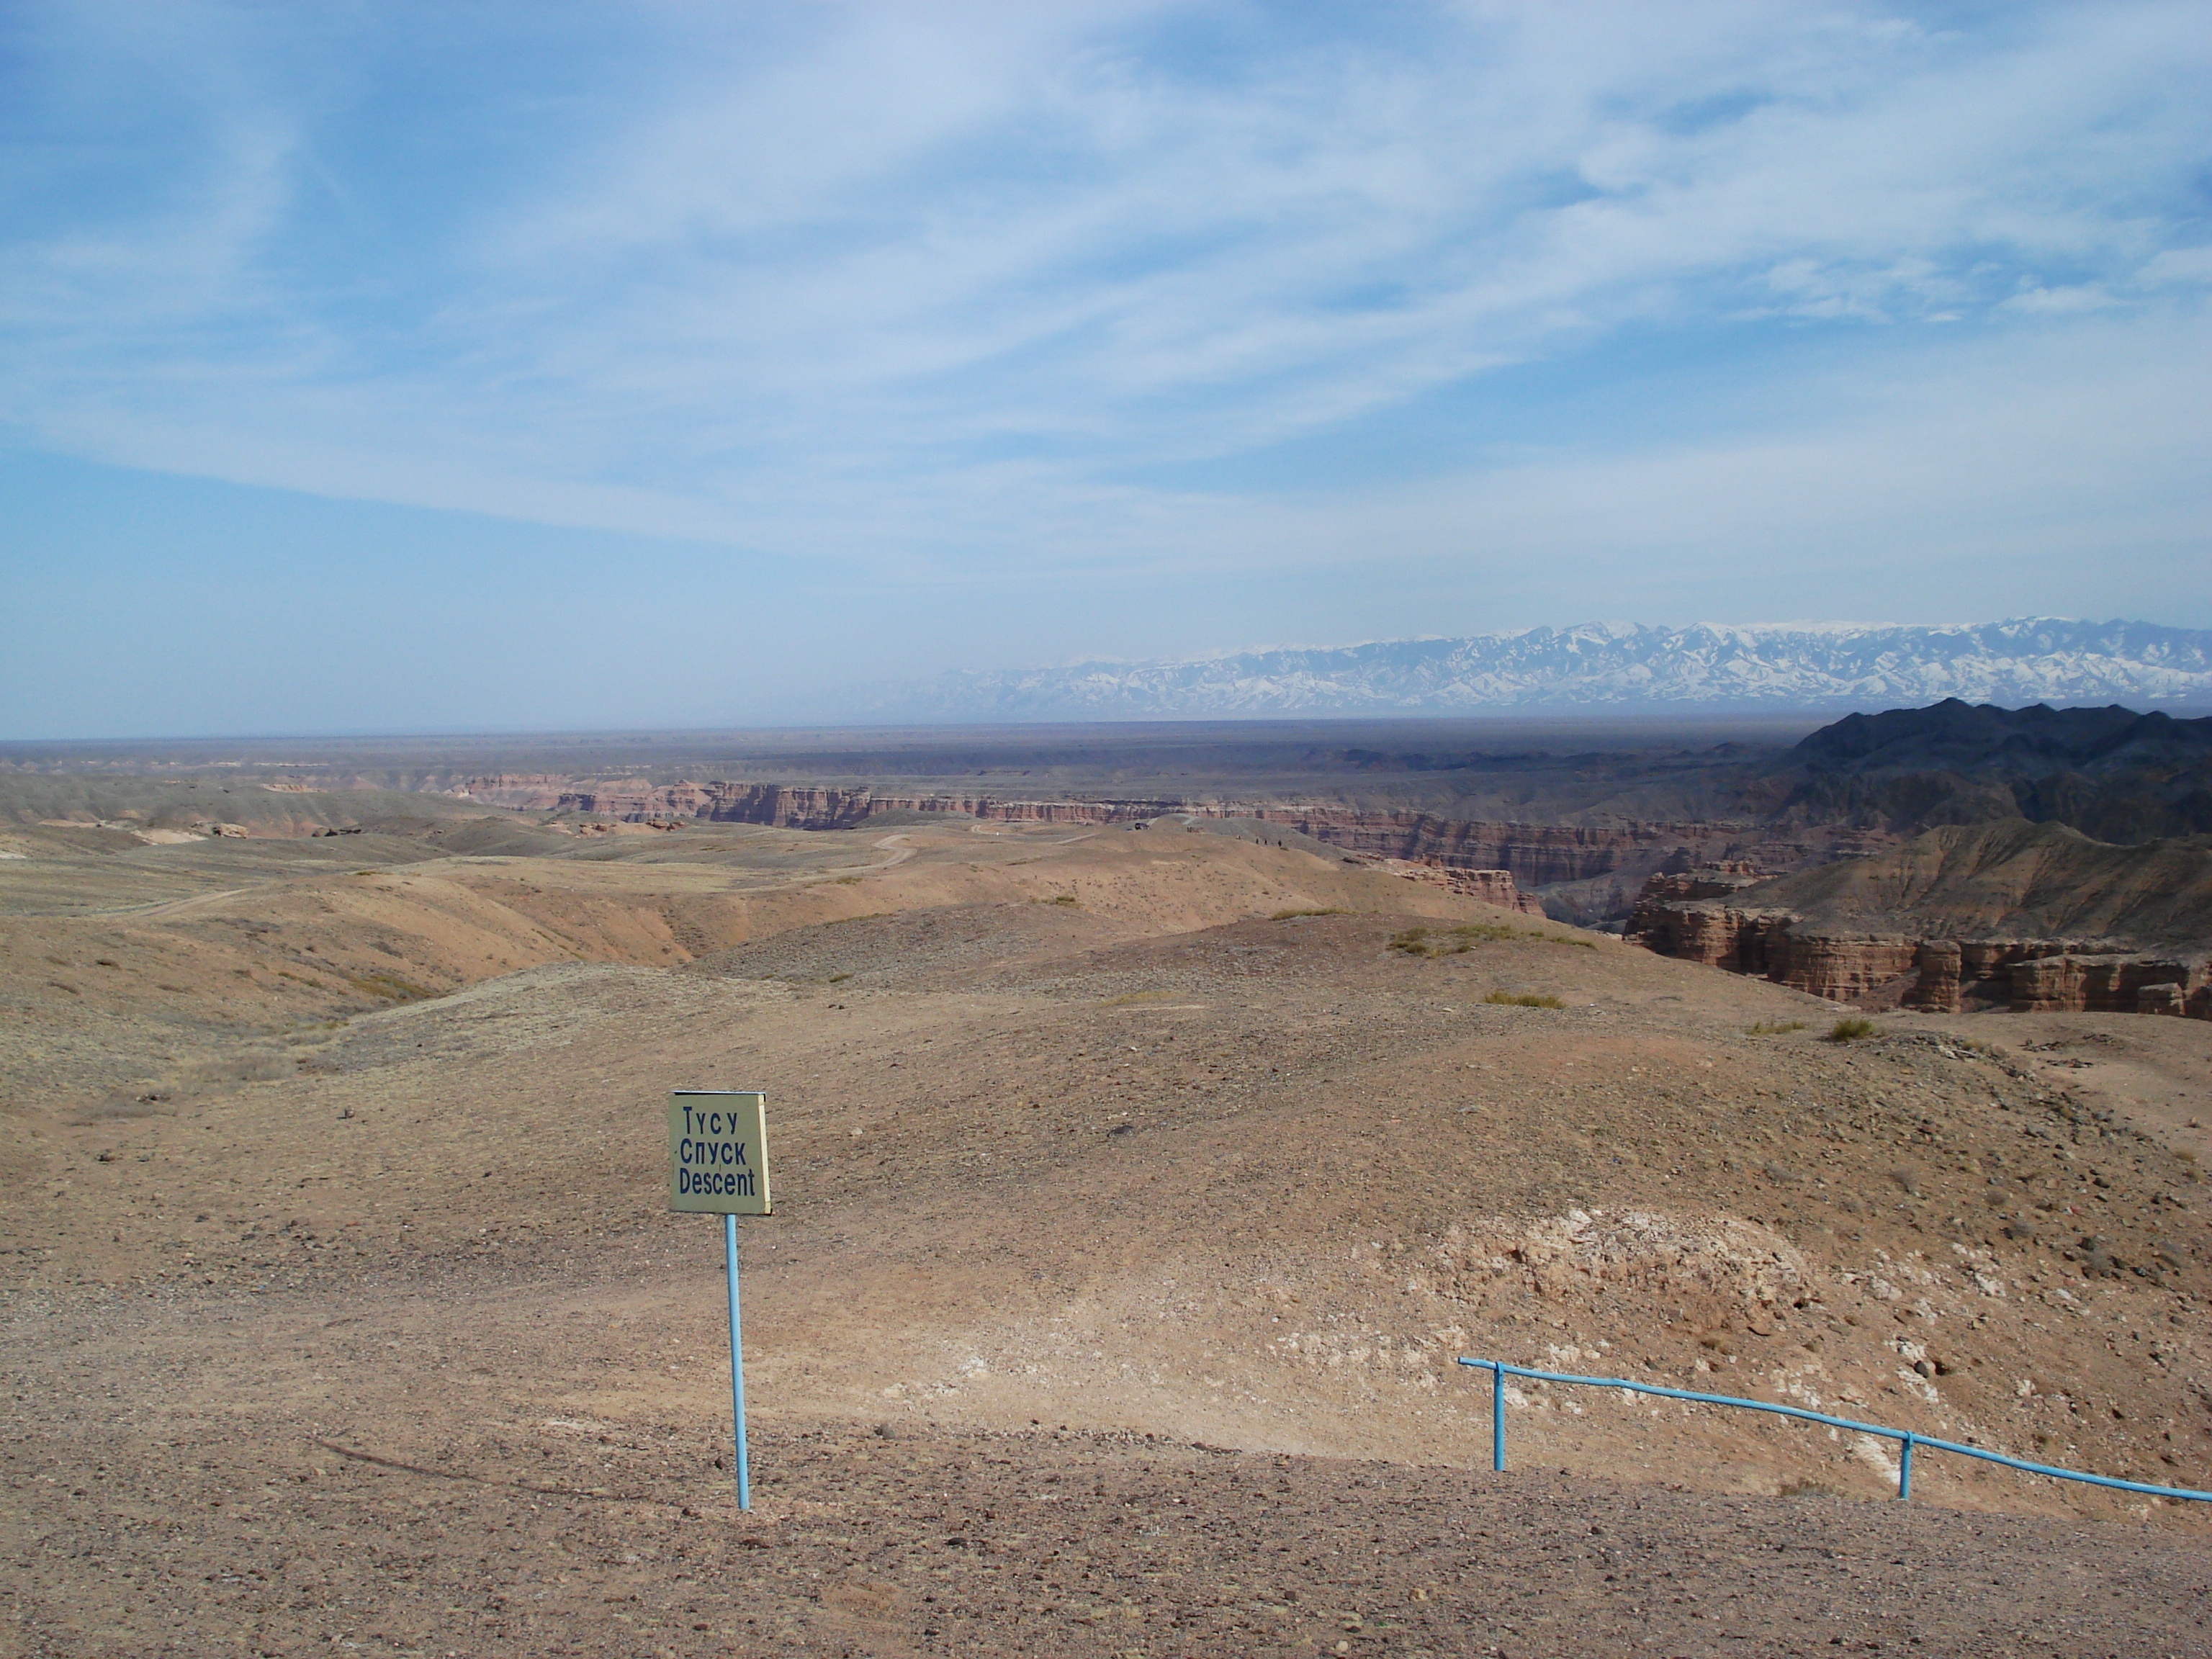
[1898,1431,1914,1502]
[725,1213,750,1511]
[1491,1360,1506,1472]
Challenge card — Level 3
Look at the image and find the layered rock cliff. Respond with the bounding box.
[452,774,1888,904]
[1365,860,1546,915]
[451,776,1190,829]
[1627,821,2212,1018]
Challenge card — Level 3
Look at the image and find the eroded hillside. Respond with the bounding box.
[5,817,2210,1655]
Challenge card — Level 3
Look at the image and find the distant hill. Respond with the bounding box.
[870,619,2212,719]
[1746,698,2212,841]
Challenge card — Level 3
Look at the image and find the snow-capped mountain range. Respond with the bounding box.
[873,620,2212,719]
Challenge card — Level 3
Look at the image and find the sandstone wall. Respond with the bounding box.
[1624,896,1916,1000]
[2008,952,2212,1018]
[1628,875,2212,1020]
[1370,860,1545,916]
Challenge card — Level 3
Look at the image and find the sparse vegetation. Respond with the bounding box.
[1745,1019,1810,1035]
[1778,1478,1851,1500]
[826,973,852,984]
[1039,894,1079,907]
[345,970,433,1003]
[1823,1015,1878,1042]
[1484,989,1565,1008]
[1271,907,1346,921]
[830,875,861,885]
[1390,922,1594,957]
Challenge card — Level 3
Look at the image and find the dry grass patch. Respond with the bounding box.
[346,969,435,1003]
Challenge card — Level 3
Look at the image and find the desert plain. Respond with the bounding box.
[3,780,2211,1658]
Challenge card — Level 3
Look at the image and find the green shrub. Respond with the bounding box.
[1745,1019,1809,1035]
[1823,1016,1878,1042]
[1484,989,1565,1008]
[1390,922,1595,957]
[1271,907,1347,921]
[1390,923,1519,956]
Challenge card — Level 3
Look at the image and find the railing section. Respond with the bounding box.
[1457,1357,2212,1505]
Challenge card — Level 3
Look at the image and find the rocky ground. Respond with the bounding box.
[3,817,2209,1656]
[9,1310,2208,1658]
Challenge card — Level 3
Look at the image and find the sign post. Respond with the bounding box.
[668,1089,773,1511]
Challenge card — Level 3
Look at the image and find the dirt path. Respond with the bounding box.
[107,884,256,919]
[869,832,918,869]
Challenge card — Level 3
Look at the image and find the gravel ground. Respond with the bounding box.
[8,1390,2209,1659]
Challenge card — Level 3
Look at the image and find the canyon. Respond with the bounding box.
[1624,821,2212,1019]
[7,716,2212,1655]
[447,773,1895,922]
[12,700,2212,1025]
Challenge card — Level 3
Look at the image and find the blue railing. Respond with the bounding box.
[1457,1357,2212,1504]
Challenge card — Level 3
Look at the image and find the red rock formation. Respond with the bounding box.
[1624,894,1917,1000]
[1902,940,2111,1013]
[1631,884,2212,1020]
[1622,863,1773,945]
[1761,931,1923,1004]
[1373,860,1545,915]
[453,774,604,810]
[2008,951,2212,1017]
[1626,902,1786,973]
[1625,822,2212,1020]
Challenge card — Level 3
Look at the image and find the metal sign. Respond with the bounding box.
[669,1089,772,1511]
[669,1089,772,1214]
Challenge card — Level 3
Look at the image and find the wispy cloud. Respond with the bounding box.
[3,0,2208,608]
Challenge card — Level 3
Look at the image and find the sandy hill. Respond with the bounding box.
[4,818,2210,1655]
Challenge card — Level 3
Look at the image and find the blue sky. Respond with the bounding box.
[4,0,2209,737]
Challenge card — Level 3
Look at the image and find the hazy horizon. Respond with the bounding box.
[6,614,2212,743]
[6,3,2208,739]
